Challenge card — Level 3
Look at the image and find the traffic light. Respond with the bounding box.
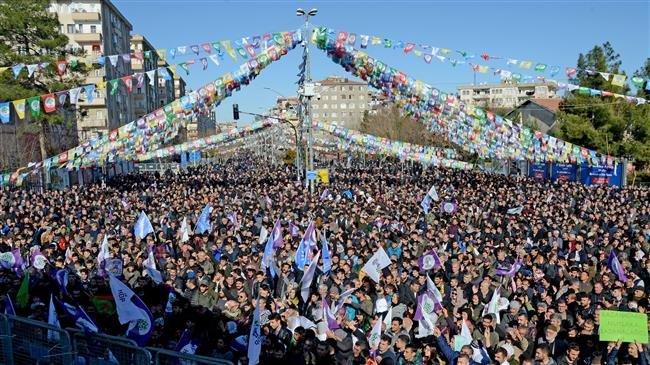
[233,104,240,120]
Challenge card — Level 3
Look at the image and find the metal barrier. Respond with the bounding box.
[68,328,151,365]
[0,314,234,365]
[1,314,74,365]
[149,347,234,365]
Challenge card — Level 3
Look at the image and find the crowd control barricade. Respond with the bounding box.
[148,347,234,365]
[67,328,151,365]
[1,314,74,365]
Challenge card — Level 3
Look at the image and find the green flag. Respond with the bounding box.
[179,62,190,75]
[90,295,116,316]
[144,50,151,59]
[27,96,41,117]
[535,63,547,72]
[17,272,30,308]
[109,79,119,96]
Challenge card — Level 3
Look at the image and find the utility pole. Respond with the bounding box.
[296,8,317,194]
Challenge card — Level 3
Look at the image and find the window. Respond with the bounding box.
[331,95,337,100]
[90,25,97,33]
[323,103,328,108]
[323,112,328,117]
[349,103,355,109]
[96,110,103,120]
[137,87,142,94]
[359,86,364,91]
[359,103,365,109]
[323,95,329,100]
[349,86,353,90]
[67,24,74,33]
[332,104,337,109]
[340,103,346,109]
[340,86,345,91]
[312,104,318,109]
[313,112,319,117]
[349,112,353,116]
[359,95,365,100]
[331,112,337,117]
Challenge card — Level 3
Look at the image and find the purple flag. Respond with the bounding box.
[228,212,239,231]
[322,298,339,330]
[271,219,284,249]
[496,260,522,276]
[320,188,330,200]
[417,249,441,270]
[607,250,627,282]
[289,222,299,237]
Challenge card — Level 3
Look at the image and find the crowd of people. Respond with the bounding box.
[0,153,649,365]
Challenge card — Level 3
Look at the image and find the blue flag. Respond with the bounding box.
[321,234,331,275]
[261,232,276,276]
[4,296,15,315]
[125,292,154,346]
[55,269,69,296]
[342,190,353,200]
[134,211,154,239]
[420,194,431,214]
[295,221,316,270]
[175,328,200,354]
[248,299,262,365]
[195,203,212,234]
[58,299,99,333]
[607,250,627,283]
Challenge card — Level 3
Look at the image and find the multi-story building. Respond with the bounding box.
[269,97,299,121]
[186,109,218,141]
[312,76,369,129]
[457,80,558,109]
[49,0,135,142]
[130,34,162,119]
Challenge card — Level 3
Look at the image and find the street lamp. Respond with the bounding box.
[296,8,317,194]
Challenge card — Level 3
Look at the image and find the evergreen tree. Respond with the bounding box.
[0,0,88,167]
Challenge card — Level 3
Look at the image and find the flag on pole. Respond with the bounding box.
[427,184,439,201]
[175,328,200,354]
[55,269,69,295]
[368,316,382,354]
[97,234,110,275]
[322,297,339,330]
[320,188,330,200]
[134,211,154,239]
[496,260,522,277]
[258,226,269,246]
[299,251,321,302]
[507,206,523,215]
[109,274,145,324]
[125,290,154,346]
[361,247,391,283]
[607,250,627,282]
[321,233,331,275]
[180,217,190,242]
[4,296,15,315]
[58,299,99,333]
[16,271,30,308]
[47,294,61,342]
[383,306,393,327]
[195,203,212,234]
[261,232,276,273]
[483,286,502,324]
[334,288,357,313]
[420,195,432,214]
[248,298,262,365]
[271,219,283,249]
[426,275,444,310]
[417,249,442,270]
[289,222,299,237]
[143,249,163,284]
[227,212,240,231]
[295,221,316,270]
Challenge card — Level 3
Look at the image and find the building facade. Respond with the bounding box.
[312,76,369,129]
[457,81,558,109]
[130,34,162,119]
[49,0,135,142]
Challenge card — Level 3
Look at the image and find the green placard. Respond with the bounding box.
[599,310,649,344]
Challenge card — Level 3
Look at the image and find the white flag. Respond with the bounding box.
[248,298,262,365]
[383,306,393,327]
[97,234,110,273]
[69,87,82,104]
[368,317,382,352]
[143,250,163,284]
[47,294,61,342]
[109,274,143,324]
[180,217,190,243]
[299,251,321,302]
[361,247,391,283]
[427,185,439,201]
[145,70,157,86]
[258,226,269,246]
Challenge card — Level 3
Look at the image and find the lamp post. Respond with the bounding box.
[296,8,317,194]
[263,87,302,180]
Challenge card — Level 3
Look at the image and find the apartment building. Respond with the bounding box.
[130,34,162,119]
[457,80,558,109]
[312,76,369,129]
[49,0,135,142]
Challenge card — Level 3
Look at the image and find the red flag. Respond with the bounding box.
[566,67,577,78]
[480,54,491,61]
[403,43,415,54]
[42,94,57,113]
[200,43,212,54]
[121,76,133,93]
[56,60,68,75]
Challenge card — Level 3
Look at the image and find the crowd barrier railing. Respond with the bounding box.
[0,314,233,365]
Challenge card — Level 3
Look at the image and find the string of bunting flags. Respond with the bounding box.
[315,27,650,96]
[313,28,620,167]
[136,119,277,162]
[0,30,304,124]
[314,121,474,170]
[1,35,301,186]
[0,30,300,79]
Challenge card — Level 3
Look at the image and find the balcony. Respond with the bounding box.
[71,12,101,21]
[72,33,102,43]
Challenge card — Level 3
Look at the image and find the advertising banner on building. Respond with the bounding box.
[580,163,623,187]
[528,163,547,180]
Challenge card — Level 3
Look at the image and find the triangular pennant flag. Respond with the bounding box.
[190,45,200,55]
[42,94,57,113]
[146,70,157,86]
[0,102,10,124]
[156,49,166,60]
[208,54,220,66]
[599,72,611,81]
[84,85,95,103]
[200,43,212,54]
[11,64,24,78]
[134,73,144,88]
[26,64,38,77]
[121,76,133,93]
[109,79,119,95]
[12,99,25,119]
[179,62,190,75]
[200,58,208,70]
[121,54,131,63]
[108,55,119,66]
[27,96,41,117]
[56,91,68,106]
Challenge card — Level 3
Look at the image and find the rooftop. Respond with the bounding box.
[318,76,367,86]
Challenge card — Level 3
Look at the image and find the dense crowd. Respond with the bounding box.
[0,154,649,365]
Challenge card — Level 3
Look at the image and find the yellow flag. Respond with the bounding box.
[156,48,166,61]
[97,81,107,90]
[479,65,489,74]
[172,100,182,114]
[413,50,422,57]
[440,49,451,55]
[221,40,237,61]
[519,61,532,69]
[371,37,381,45]
[611,74,626,87]
[12,99,26,119]
[0,67,8,74]
[168,65,178,78]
